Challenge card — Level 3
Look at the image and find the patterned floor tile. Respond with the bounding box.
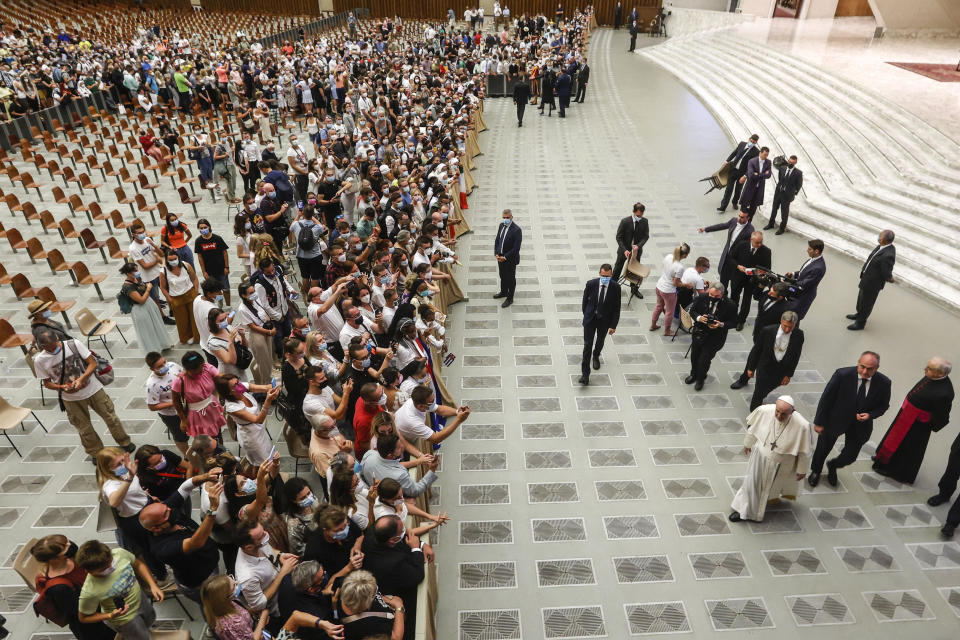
[699,417,745,434]
[569,373,612,386]
[937,586,960,618]
[688,394,732,409]
[519,397,562,412]
[906,542,960,570]
[603,515,659,539]
[0,585,35,614]
[23,446,76,463]
[459,609,521,640]
[705,597,774,630]
[763,548,826,576]
[462,376,502,389]
[459,424,506,440]
[536,558,596,586]
[639,419,686,436]
[575,396,619,411]
[879,503,942,528]
[0,474,52,493]
[689,552,749,579]
[521,422,567,439]
[835,545,901,573]
[459,520,513,545]
[595,480,646,501]
[525,450,573,469]
[811,506,873,531]
[33,506,94,528]
[588,448,636,467]
[459,561,518,590]
[532,518,587,543]
[528,482,580,504]
[855,472,913,492]
[460,452,508,471]
[785,593,855,626]
[618,353,657,365]
[747,508,804,534]
[459,484,511,505]
[542,605,605,638]
[0,508,27,529]
[712,445,749,463]
[517,374,557,388]
[650,447,700,466]
[58,473,99,493]
[661,477,714,499]
[462,355,500,367]
[675,512,730,536]
[515,354,553,366]
[624,601,690,634]
[623,372,665,386]
[580,421,627,437]
[863,590,935,622]
[631,395,676,410]
[613,555,674,583]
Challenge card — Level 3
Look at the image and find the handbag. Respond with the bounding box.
[234,341,254,370]
[57,341,113,410]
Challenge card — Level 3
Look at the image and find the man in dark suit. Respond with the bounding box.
[493,209,522,308]
[732,312,804,410]
[718,134,759,212]
[764,155,803,234]
[574,60,589,102]
[685,284,738,391]
[846,230,896,331]
[555,68,571,118]
[786,238,826,320]
[698,210,754,290]
[513,79,531,127]
[579,264,622,385]
[628,19,639,51]
[728,231,772,330]
[808,351,891,487]
[737,146,772,220]
[612,202,650,291]
[362,515,426,640]
[751,282,791,341]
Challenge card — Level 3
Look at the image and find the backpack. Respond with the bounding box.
[34,569,87,626]
[297,222,318,251]
[117,288,133,314]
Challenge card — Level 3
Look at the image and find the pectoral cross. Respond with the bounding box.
[770,442,777,451]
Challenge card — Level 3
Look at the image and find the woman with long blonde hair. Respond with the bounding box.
[201,574,269,640]
[651,242,690,337]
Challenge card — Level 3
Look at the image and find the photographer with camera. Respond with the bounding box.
[785,239,827,320]
[685,284,738,391]
[728,231,771,331]
[751,282,792,341]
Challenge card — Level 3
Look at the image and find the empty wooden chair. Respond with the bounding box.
[0,321,35,358]
[21,201,41,225]
[177,167,199,195]
[6,228,27,252]
[62,165,82,192]
[114,186,137,216]
[86,154,107,180]
[75,306,126,356]
[11,273,39,300]
[79,173,104,202]
[19,173,45,200]
[178,187,202,217]
[26,237,48,264]
[58,217,81,245]
[0,220,6,238]
[87,202,112,232]
[52,185,70,208]
[138,173,160,202]
[4,192,24,214]
[39,210,58,234]
[103,159,122,185]
[106,236,130,260]
[37,287,76,327]
[136,193,159,226]
[0,395,49,457]
[46,249,80,279]
[70,262,108,300]
[67,193,90,219]
[80,228,109,264]
[0,263,11,286]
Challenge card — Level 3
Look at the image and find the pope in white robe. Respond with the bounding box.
[730,396,813,522]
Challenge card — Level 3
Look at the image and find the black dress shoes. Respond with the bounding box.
[762,224,774,230]
[684,375,696,385]
[845,313,858,320]
[942,524,956,538]
[592,356,601,370]
[728,511,742,522]
[730,378,748,390]
[162,316,177,325]
[928,494,950,507]
[775,229,785,235]
[846,323,864,331]
[694,380,704,391]
[735,322,744,331]
[493,292,506,299]
[807,472,821,487]
[826,461,838,487]
[501,298,513,308]
[716,207,726,212]
[578,376,589,386]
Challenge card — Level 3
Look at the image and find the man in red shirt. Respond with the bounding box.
[352,382,385,458]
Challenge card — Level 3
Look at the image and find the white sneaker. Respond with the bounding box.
[187,338,196,345]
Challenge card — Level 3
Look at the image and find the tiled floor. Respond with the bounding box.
[434,28,960,640]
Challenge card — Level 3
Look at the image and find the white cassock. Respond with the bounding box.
[730,404,813,522]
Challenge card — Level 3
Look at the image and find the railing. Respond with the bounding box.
[0,7,370,150]
[484,74,580,99]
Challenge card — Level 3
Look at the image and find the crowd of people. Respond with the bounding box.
[16,6,601,640]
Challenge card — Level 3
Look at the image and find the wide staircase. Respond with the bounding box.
[640,30,960,312]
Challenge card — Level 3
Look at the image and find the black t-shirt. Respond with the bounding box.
[277,574,333,640]
[138,450,185,500]
[302,517,362,575]
[46,583,115,640]
[194,234,229,276]
[338,591,394,639]
[149,492,220,588]
[317,179,343,216]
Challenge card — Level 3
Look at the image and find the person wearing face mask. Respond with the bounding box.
[144,354,190,455]
[171,350,227,439]
[303,502,365,579]
[360,433,440,498]
[128,222,170,315]
[234,519,299,618]
[159,248,201,345]
[395,384,471,448]
[286,135,309,201]
[353,382,389,458]
[612,202,650,289]
[214,373,282,466]
[282,479,321,556]
[493,209,522,307]
[686,284,739,391]
[194,219,232,305]
[237,282,278,386]
[316,167,345,228]
[579,264,622,386]
[360,514,427,634]
[288,204,327,294]
[159,213,194,267]
[75,539,165,639]
[254,258,296,355]
[233,211,255,276]
[119,262,174,355]
[193,278,225,365]
[373,478,448,548]
[306,281,349,360]
[188,126,215,188]
[27,299,72,343]
[30,534,114,640]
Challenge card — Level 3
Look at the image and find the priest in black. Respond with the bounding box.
[873,357,954,484]
[808,352,892,488]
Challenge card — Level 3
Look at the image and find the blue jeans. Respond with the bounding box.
[174,245,195,268]
[197,155,214,184]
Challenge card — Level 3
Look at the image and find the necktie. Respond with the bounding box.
[496,225,505,250]
[751,247,756,256]
[856,378,867,411]
[599,284,606,305]
[862,246,880,275]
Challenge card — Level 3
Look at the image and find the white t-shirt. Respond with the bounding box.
[145,362,183,416]
[681,266,706,292]
[34,339,103,401]
[303,389,337,428]
[102,476,150,518]
[308,288,344,338]
[193,297,219,352]
[656,253,685,294]
[129,240,162,282]
[394,397,434,442]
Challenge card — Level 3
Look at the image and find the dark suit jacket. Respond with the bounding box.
[726,141,759,175]
[360,536,425,613]
[752,295,789,340]
[789,256,826,319]
[703,218,754,275]
[775,165,803,203]
[728,242,772,287]
[578,64,590,84]
[814,366,892,436]
[513,82,531,103]
[555,72,571,97]
[739,156,773,208]
[746,324,804,378]
[859,244,895,290]
[582,278,622,329]
[494,222,522,265]
[615,215,649,256]
[687,294,738,350]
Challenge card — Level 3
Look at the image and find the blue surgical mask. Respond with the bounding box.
[136,232,146,241]
[298,493,317,509]
[240,477,257,495]
[599,276,612,286]
[233,582,243,599]
[244,222,252,230]
[248,292,258,301]
[157,364,170,375]
[332,523,350,540]
[200,228,211,236]
[268,192,277,199]
[218,320,229,329]
[51,345,62,355]
[42,310,53,318]
[114,464,129,477]
[215,294,224,304]
[317,342,328,352]
[388,247,395,254]
[501,218,511,226]
[360,357,371,368]
[427,401,439,412]
[353,461,363,475]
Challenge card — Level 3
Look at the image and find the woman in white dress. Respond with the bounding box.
[206,308,250,382]
[237,282,277,386]
[119,262,173,354]
[213,373,281,466]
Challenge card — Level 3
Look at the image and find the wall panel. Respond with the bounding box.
[201,0,321,15]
